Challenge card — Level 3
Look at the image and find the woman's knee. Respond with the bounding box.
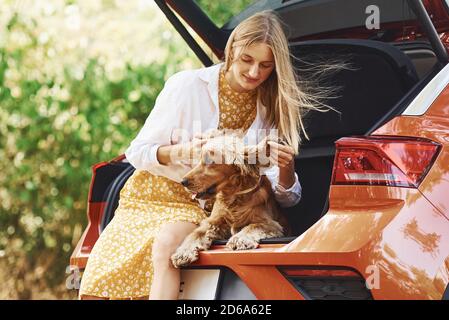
[152,233,180,265]
[152,222,197,267]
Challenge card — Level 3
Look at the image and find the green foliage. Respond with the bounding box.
[0,10,179,299]
[195,0,255,26]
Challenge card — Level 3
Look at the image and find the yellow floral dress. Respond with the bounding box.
[78,67,257,299]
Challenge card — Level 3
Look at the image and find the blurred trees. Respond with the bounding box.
[196,0,254,27]
[0,0,251,299]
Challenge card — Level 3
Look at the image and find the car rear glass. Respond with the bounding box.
[221,0,418,39]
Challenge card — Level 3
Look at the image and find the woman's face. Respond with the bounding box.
[227,42,275,92]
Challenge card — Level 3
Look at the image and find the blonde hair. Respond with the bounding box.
[223,10,340,154]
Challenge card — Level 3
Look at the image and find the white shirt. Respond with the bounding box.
[125,62,302,208]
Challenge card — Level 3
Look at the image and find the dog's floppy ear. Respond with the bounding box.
[234,144,259,176]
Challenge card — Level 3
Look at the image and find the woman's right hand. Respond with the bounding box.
[157,130,222,165]
[157,138,207,166]
[180,136,208,164]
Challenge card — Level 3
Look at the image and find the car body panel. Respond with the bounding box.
[191,184,449,299]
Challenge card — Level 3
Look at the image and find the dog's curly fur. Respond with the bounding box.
[171,131,289,268]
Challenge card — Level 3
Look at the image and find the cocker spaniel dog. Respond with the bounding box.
[171,130,289,268]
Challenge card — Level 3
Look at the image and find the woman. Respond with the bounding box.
[79,10,311,300]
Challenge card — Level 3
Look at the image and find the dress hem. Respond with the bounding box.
[79,292,150,300]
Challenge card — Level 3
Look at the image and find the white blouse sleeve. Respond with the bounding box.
[264,165,302,208]
[125,74,183,170]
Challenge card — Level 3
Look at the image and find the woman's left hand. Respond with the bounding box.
[267,140,295,168]
[267,140,296,189]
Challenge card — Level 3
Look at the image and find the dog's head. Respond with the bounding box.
[181,131,276,200]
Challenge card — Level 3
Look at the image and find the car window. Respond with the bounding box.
[194,0,255,28]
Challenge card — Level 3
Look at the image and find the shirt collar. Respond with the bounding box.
[199,62,224,111]
[198,62,224,83]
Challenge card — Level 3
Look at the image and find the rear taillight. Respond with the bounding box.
[332,136,440,188]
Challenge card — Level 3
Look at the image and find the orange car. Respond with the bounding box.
[71,0,449,299]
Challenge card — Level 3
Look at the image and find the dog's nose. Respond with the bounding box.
[181,178,190,187]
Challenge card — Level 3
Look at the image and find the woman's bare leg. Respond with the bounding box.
[149,221,197,300]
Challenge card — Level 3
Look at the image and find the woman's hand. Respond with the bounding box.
[183,136,207,164]
[156,136,207,165]
[168,130,224,165]
[267,140,295,168]
[267,140,296,189]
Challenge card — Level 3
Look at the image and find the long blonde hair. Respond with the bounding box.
[223,10,340,154]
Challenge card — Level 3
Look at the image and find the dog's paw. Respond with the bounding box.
[171,248,199,268]
[226,234,259,250]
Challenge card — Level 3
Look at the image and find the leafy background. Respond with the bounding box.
[0,0,252,299]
